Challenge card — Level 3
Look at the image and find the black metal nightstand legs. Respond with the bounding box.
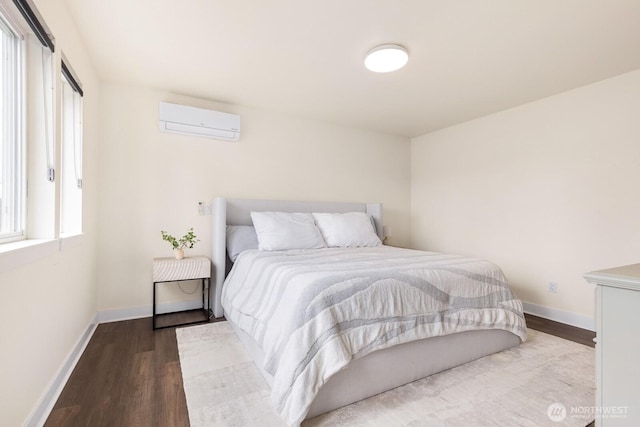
[152,278,212,330]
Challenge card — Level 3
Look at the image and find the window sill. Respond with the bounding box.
[0,239,58,274]
[0,238,58,254]
[0,234,85,274]
[59,233,85,250]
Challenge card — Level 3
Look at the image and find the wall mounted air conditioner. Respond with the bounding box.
[158,101,241,142]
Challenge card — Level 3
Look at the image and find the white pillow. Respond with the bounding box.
[312,212,382,247]
[250,211,327,251]
[226,225,259,262]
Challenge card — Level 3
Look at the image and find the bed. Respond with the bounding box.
[211,197,527,426]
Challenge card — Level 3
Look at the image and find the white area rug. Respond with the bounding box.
[177,322,594,427]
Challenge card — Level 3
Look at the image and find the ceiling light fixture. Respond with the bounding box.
[364,44,408,73]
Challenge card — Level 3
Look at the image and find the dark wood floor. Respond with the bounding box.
[45,313,595,427]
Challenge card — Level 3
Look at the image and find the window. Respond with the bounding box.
[0,11,25,243]
[0,0,84,252]
[60,61,82,236]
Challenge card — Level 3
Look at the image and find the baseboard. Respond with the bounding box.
[97,299,205,323]
[98,301,592,332]
[24,312,98,427]
[99,300,594,330]
[523,301,595,331]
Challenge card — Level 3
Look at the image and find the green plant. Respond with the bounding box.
[161,228,199,250]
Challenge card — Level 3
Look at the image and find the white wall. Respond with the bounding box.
[0,0,101,426]
[411,69,640,325]
[97,84,411,313]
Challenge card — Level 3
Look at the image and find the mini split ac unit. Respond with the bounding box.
[158,101,241,142]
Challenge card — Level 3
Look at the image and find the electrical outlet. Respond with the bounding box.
[548,282,558,293]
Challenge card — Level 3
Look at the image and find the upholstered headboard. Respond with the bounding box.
[210,197,383,317]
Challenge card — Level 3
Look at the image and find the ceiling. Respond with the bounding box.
[65,0,640,138]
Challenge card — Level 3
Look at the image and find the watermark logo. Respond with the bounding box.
[547,402,629,421]
[547,402,567,422]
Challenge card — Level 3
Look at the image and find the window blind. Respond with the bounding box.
[11,0,54,51]
[61,60,83,96]
[61,58,83,190]
[41,44,54,181]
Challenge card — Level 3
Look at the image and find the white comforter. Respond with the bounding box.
[221,246,527,426]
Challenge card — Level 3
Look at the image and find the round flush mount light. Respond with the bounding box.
[364,44,408,73]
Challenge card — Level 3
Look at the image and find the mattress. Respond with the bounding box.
[222,246,527,426]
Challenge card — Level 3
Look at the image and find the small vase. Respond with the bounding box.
[174,249,184,260]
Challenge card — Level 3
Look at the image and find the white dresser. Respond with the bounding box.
[584,264,640,426]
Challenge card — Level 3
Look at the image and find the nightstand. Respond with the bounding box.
[152,256,212,330]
